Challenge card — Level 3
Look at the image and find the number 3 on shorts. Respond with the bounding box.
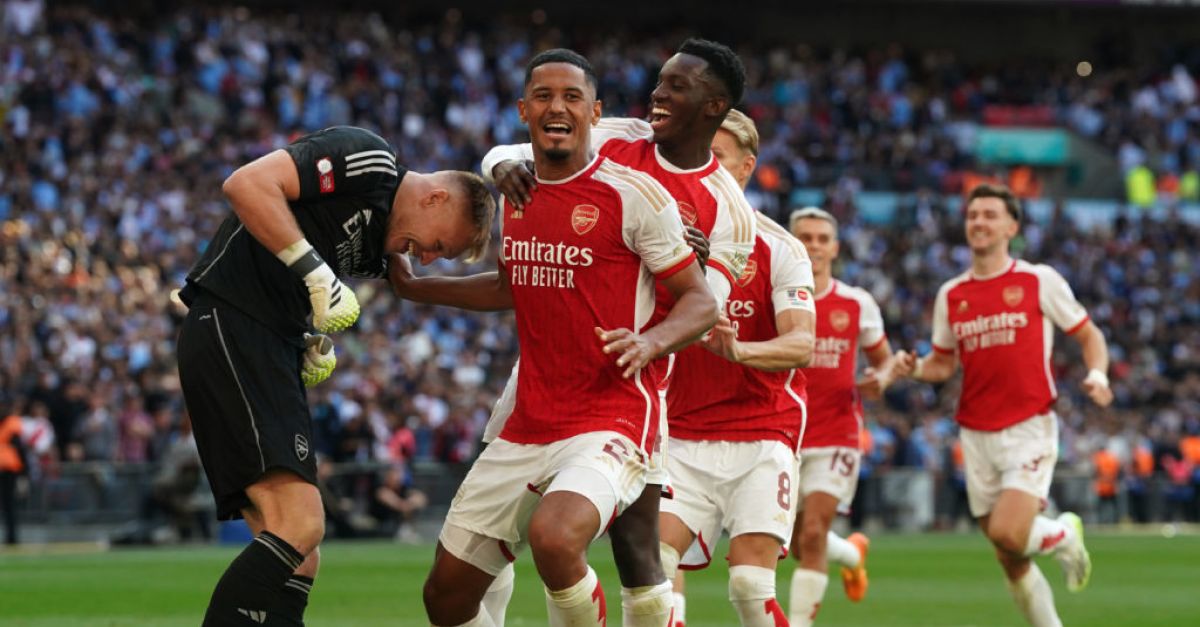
[777,471,791,510]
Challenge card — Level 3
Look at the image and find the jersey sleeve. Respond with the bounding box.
[480,142,535,184]
[768,233,816,316]
[284,126,400,202]
[705,170,758,286]
[855,288,887,351]
[931,282,956,354]
[1036,264,1090,334]
[592,117,654,145]
[598,163,694,277]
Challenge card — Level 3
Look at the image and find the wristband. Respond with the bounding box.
[277,238,326,277]
[1084,368,1109,388]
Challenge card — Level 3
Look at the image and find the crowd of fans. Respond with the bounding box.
[2,3,1198,527]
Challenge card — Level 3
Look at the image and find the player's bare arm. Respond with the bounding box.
[387,252,513,312]
[597,262,718,378]
[896,348,958,383]
[221,149,304,255]
[703,306,815,371]
[1071,320,1113,407]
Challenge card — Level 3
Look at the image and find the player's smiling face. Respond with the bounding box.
[519,62,600,165]
[388,192,476,265]
[965,196,1018,254]
[792,217,839,277]
[649,53,720,146]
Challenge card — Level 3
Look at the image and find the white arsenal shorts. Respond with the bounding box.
[440,431,648,575]
[797,446,861,513]
[661,438,799,569]
[960,411,1059,518]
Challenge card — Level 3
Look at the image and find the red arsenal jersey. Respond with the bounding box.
[801,280,886,449]
[931,259,1090,431]
[668,215,815,450]
[498,156,696,452]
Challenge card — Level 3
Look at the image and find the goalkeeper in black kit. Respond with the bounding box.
[175,125,494,626]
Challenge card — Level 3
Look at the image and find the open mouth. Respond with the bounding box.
[649,107,672,130]
[543,121,572,140]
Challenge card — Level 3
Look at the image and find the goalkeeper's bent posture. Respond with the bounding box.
[175,125,494,626]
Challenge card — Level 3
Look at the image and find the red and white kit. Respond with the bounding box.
[440,157,695,574]
[931,259,1090,516]
[481,118,757,484]
[663,214,815,569]
[798,279,885,510]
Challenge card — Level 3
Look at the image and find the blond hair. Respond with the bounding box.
[719,109,759,156]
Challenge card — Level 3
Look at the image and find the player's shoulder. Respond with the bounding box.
[832,279,877,308]
[938,270,973,297]
[297,125,392,151]
[591,158,673,213]
[1012,259,1066,283]
[595,117,653,142]
[756,213,806,257]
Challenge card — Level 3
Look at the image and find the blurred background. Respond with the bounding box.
[2,0,1199,551]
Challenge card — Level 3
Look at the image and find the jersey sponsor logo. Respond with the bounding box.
[953,311,1028,352]
[317,157,334,193]
[502,236,594,289]
[571,204,600,235]
[811,336,852,368]
[677,201,698,226]
[727,299,757,318]
[736,259,757,287]
[1003,285,1025,307]
[295,434,310,461]
[830,309,851,332]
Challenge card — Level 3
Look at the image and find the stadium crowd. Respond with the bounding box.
[2,3,1199,527]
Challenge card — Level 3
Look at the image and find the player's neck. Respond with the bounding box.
[656,133,713,170]
[534,150,592,182]
[971,248,1013,278]
[813,272,833,296]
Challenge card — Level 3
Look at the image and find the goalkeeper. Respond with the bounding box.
[175,125,494,626]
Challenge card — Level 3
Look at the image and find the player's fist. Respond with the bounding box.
[596,326,659,379]
[891,350,917,378]
[387,251,415,297]
[1082,369,1113,407]
[492,159,537,210]
[701,314,741,363]
[301,333,337,387]
[283,241,360,332]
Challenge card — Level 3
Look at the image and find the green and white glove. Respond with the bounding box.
[279,239,360,333]
[301,333,337,387]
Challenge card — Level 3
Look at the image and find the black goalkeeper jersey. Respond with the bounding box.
[182,126,406,341]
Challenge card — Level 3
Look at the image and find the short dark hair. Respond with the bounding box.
[966,183,1022,223]
[449,171,497,263]
[677,38,746,109]
[524,48,597,91]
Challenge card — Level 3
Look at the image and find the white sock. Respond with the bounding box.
[1024,516,1070,557]
[482,563,515,627]
[789,568,828,627]
[825,531,861,568]
[671,591,687,626]
[621,581,673,627]
[1006,564,1062,627]
[729,564,787,627]
[437,607,498,627]
[545,566,606,627]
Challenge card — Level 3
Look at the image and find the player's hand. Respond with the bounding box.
[700,314,741,363]
[891,350,917,379]
[856,367,885,400]
[684,226,710,268]
[596,327,659,378]
[493,159,537,210]
[289,248,360,332]
[1082,369,1113,407]
[386,251,415,297]
[301,333,337,387]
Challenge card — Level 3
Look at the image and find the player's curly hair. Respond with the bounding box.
[677,38,746,110]
[524,48,597,91]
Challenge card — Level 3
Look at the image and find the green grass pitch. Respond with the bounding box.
[1,531,1195,626]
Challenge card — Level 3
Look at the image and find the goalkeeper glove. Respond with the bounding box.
[279,239,360,333]
[301,333,336,387]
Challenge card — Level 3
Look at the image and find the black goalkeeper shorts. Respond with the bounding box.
[177,291,317,520]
